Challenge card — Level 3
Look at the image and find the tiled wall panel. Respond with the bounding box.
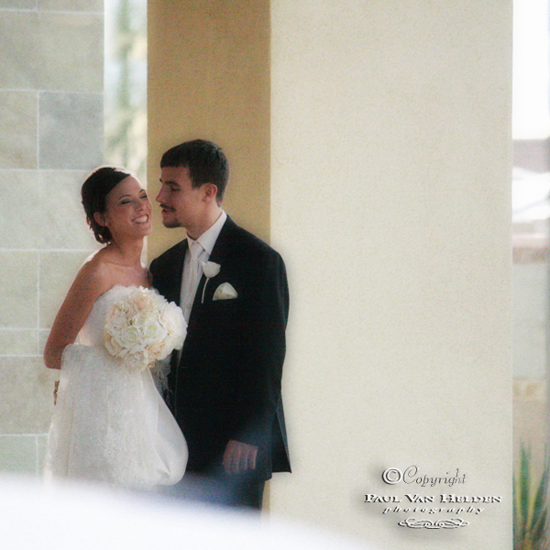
[0,12,102,91]
[0,92,37,169]
[0,357,57,434]
[0,0,36,8]
[39,0,102,13]
[0,172,42,248]
[0,435,42,475]
[39,170,96,249]
[39,250,93,328]
[0,251,39,328]
[0,3,102,476]
[39,92,103,169]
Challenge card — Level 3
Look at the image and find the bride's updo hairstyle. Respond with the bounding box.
[81,166,132,244]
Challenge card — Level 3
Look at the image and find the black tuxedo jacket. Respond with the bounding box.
[150,217,290,480]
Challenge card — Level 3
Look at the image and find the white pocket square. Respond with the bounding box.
[213,282,238,301]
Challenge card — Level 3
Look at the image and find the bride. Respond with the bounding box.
[44,166,187,490]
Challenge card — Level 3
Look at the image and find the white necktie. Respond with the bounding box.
[180,240,205,324]
[188,240,204,290]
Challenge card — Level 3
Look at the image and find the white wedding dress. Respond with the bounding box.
[44,285,187,490]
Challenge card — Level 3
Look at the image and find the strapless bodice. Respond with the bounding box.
[44,285,187,490]
[78,285,137,347]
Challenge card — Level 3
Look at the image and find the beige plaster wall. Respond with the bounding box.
[147,0,513,547]
[269,1,512,548]
[147,0,271,259]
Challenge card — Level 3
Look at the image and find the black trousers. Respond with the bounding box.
[161,472,265,511]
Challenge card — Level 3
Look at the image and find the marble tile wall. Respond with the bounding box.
[0,2,103,476]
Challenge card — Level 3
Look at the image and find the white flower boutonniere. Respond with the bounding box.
[201,261,221,303]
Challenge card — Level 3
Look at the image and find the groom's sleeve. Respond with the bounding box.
[232,247,289,448]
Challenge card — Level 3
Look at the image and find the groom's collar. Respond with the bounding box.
[186,210,227,256]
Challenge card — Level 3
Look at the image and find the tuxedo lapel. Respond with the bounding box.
[189,217,236,314]
[164,240,187,306]
[207,216,236,265]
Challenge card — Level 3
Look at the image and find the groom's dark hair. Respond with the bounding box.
[160,139,229,203]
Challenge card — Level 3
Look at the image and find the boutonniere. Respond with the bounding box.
[201,261,221,303]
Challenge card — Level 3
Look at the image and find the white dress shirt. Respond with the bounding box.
[180,210,227,322]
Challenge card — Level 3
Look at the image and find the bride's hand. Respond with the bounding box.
[53,381,59,405]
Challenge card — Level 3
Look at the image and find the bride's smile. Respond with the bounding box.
[96,176,153,239]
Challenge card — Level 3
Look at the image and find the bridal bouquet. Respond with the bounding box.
[104,287,186,372]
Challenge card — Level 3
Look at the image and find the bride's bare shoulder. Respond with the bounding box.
[72,249,114,297]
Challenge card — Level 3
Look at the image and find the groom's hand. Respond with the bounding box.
[223,440,257,474]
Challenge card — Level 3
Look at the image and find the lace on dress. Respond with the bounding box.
[44,285,187,490]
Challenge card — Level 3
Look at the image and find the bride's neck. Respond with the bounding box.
[107,237,144,267]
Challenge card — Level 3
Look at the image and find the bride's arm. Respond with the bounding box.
[44,260,109,370]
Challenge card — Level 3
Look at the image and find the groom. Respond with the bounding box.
[150,139,290,509]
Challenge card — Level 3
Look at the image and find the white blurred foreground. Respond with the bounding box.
[0,475,376,550]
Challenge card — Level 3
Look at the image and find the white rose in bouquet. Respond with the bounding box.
[104,287,187,372]
[142,316,168,345]
[159,302,186,353]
